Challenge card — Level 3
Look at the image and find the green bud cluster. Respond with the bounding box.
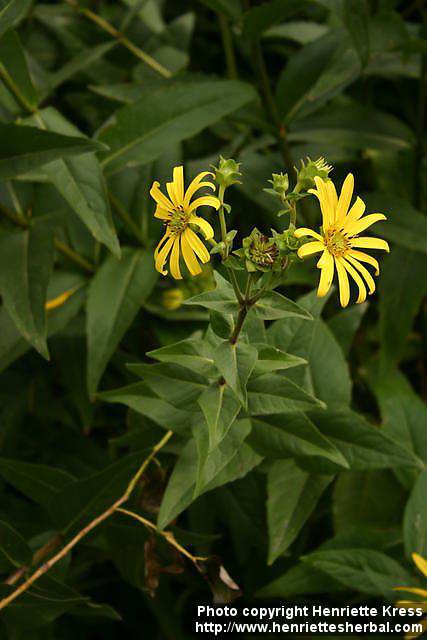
[212,156,242,189]
[296,156,332,190]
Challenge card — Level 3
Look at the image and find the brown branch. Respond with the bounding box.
[0,430,173,611]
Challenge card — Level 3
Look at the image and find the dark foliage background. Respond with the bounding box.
[0,0,426,638]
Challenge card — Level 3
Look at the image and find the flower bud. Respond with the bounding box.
[162,288,184,311]
[268,172,289,198]
[212,156,242,189]
[241,228,280,272]
[296,157,332,190]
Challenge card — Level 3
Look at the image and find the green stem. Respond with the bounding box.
[230,304,249,344]
[0,63,37,114]
[227,267,243,304]
[54,240,95,273]
[218,12,237,79]
[109,191,144,244]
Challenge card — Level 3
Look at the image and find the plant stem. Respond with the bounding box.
[54,239,95,273]
[116,508,208,568]
[0,64,37,114]
[64,0,172,79]
[109,191,145,244]
[218,13,237,79]
[230,303,249,344]
[0,430,173,612]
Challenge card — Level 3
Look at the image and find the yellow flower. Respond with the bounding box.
[151,166,220,279]
[295,174,389,307]
[394,553,427,639]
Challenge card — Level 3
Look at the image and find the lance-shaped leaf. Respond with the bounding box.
[248,413,349,468]
[98,80,256,173]
[25,107,120,257]
[87,247,158,395]
[185,271,239,315]
[0,123,105,180]
[267,460,333,564]
[0,30,38,111]
[147,338,216,377]
[198,383,241,450]
[0,220,54,358]
[252,344,307,376]
[0,0,29,40]
[213,340,257,407]
[253,291,312,321]
[248,372,325,413]
[0,520,32,569]
[158,420,262,529]
[99,383,192,434]
[128,362,208,408]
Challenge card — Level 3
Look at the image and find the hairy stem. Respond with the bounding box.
[0,430,173,611]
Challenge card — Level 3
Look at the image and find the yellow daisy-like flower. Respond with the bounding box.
[394,552,427,639]
[151,166,220,279]
[295,174,390,307]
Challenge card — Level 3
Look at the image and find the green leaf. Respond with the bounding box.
[302,548,412,599]
[310,408,422,470]
[267,460,333,564]
[0,458,75,510]
[327,303,367,356]
[128,362,207,408]
[0,0,29,40]
[0,30,38,111]
[197,0,241,20]
[158,420,262,528]
[0,220,54,358]
[242,0,307,41]
[252,291,312,321]
[99,80,256,173]
[87,247,158,395]
[213,340,257,407]
[25,108,120,257]
[252,344,307,376]
[342,0,370,66]
[257,562,344,598]
[0,122,104,181]
[184,271,238,314]
[198,383,241,450]
[147,338,216,377]
[248,373,325,411]
[99,383,192,434]
[0,520,32,568]
[404,471,427,559]
[378,249,427,369]
[249,412,348,467]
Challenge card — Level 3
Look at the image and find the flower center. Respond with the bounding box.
[324,228,350,257]
[249,235,278,267]
[167,205,190,235]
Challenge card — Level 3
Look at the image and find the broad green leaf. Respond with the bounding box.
[257,562,344,598]
[184,270,238,314]
[252,344,307,376]
[342,0,370,66]
[158,420,262,528]
[248,412,348,467]
[48,450,149,536]
[99,80,256,173]
[128,362,207,408]
[0,220,54,358]
[302,548,412,599]
[327,303,367,356]
[99,383,192,434]
[198,383,241,450]
[147,338,216,377]
[242,0,307,41]
[213,340,257,407]
[248,372,325,411]
[87,247,158,395]
[0,458,75,510]
[267,459,333,564]
[0,0,29,40]
[404,471,427,559]
[0,520,32,568]
[252,291,312,321]
[378,249,427,369]
[0,272,86,374]
[25,108,120,257]
[367,367,427,465]
[0,123,104,181]
[0,30,38,111]
[310,408,422,470]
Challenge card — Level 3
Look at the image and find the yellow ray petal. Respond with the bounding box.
[350,237,390,252]
[189,215,214,240]
[155,235,174,275]
[343,196,365,226]
[335,257,350,307]
[394,587,427,598]
[154,205,171,220]
[340,257,367,304]
[348,249,380,275]
[317,250,334,297]
[413,553,427,578]
[187,195,220,213]
[311,177,333,228]
[297,240,325,258]
[154,230,171,259]
[45,287,77,311]
[336,173,354,223]
[325,180,338,220]
[396,599,427,613]
[184,171,215,207]
[150,181,174,212]
[181,230,202,276]
[173,166,184,204]
[345,254,376,294]
[294,227,323,241]
[169,236,182,280]
[166,181,178,207]
[344,213,387,237]
[185,227,210,263]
